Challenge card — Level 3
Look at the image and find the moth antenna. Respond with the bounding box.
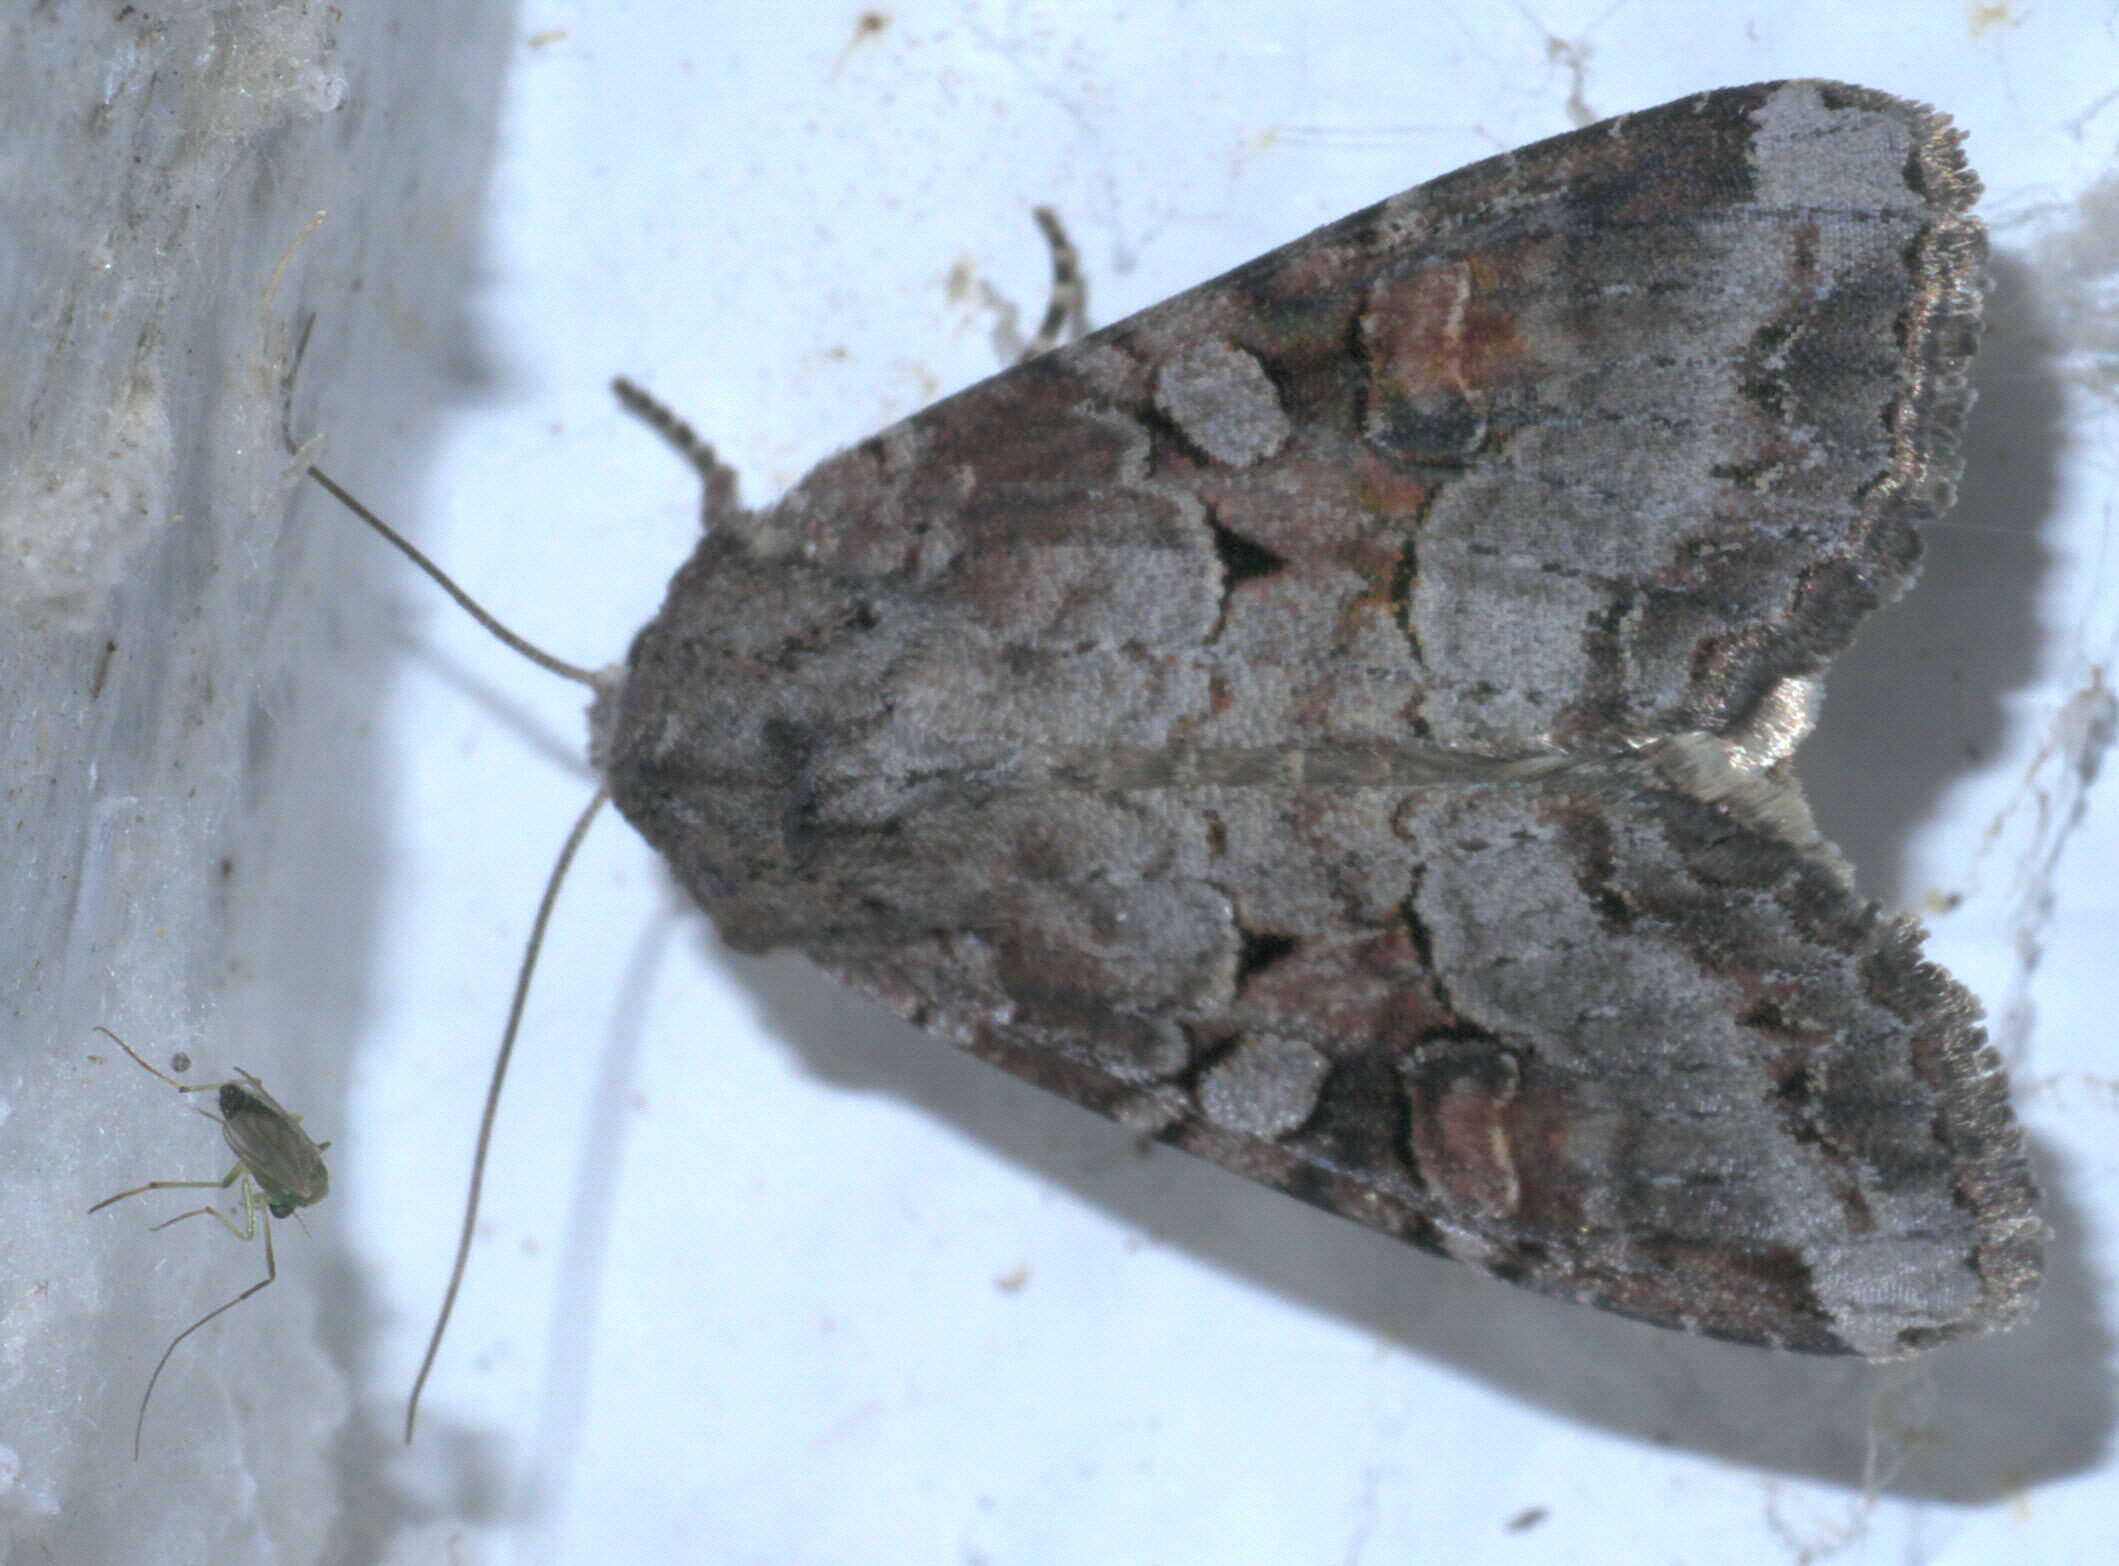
[610,377,741,533]
[316,436,616,1437]
[306,467,606,690]
[406,785,608,1444]
[1021,206,1086,360]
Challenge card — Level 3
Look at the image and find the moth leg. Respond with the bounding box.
[611,377,741,533]
[128,1180,279,1460]
[1020,205,1085,360]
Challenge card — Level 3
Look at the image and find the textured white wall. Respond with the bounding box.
[0,4,510,1560]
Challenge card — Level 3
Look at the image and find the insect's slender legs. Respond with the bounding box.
[89,1156,267,1459]
[88,1023,326,1459]
[146,1189,261,1242]
[88,1161,245,1218]
[125,1182,280,1460]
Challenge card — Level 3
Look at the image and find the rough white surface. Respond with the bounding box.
[18,2,2119,1563]
[0,3,509,1561]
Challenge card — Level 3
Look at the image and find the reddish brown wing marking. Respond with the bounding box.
[598,82,2037,1355]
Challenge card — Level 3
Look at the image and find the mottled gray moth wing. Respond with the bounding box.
[597,80,2038,1351]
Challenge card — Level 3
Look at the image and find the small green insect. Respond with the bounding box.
[86,1025,330,1459]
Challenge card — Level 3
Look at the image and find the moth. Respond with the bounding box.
[331,78,2040,1434]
